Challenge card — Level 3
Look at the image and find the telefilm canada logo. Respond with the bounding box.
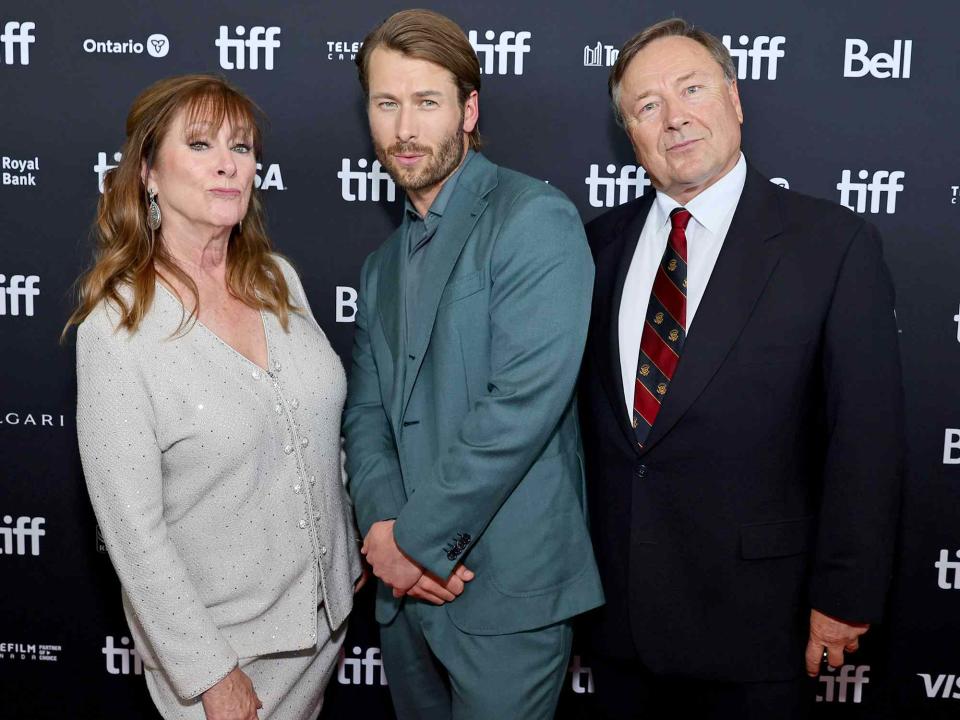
[721,34,786,80]
[0,274,39,317]
[583,42,619,67]
[216,25,281,70]
[468,30,531,75]
[836,170,905,214]
[585,163,652,208]
[0,21,35,65]
[2,155,38,186]
[0,641,61,663]
[327,40,361,61]
[95,151,285,192]
[82,33,169,58]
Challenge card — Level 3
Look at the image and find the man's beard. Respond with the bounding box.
[375,124,465,193]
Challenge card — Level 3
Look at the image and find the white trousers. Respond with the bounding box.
[144,612,346,720]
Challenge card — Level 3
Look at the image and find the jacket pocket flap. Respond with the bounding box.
[740,516,813,560]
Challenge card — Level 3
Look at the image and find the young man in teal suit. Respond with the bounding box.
[342,9,603,720]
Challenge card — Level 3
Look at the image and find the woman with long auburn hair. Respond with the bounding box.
[67,74,363,720]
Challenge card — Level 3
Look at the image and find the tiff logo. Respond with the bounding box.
[586,164,651,208]
[722,34,785,80]
[0,515,45,556]
[337,645,387,685]
[837,170,905,214]
[103,636,143,675]
[0,274,40,316]
[1,21,35,65]
[338,159,395,202]
[919,673,960,700]
[583,42,619,67]
[568,654,594,694]
[469,30,531,75]
[817,665,870,703]
[844,39,912,79]
[94,151,122,193]
[935,548,960,589]
[216,25,281,70]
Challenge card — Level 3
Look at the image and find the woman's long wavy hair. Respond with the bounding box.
[64,74,296,338]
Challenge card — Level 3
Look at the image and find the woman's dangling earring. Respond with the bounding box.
[238,219,243,235]
[147,189,162,230]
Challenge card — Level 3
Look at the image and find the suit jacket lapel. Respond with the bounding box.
[595,195,654,457]
[642,165,786,451]
[376,230,407,429]
[400,154,497,417]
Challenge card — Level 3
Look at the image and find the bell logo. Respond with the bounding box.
[336,287,357,323]
[337,645,388,685]
[918,673,960,700]
[568,654,594,694]
[585,164,651,208]
[0,274,40,317]
[943,429,960,464]
[338,159,395,202]
[844,39,912,79]
[722,34,786,80]
[468,30,531,75]
[0,515,45,556]
[1,20,35,65]
[817,665,870,703]
[216,25,281,70]
[836,170,905,214]
[103,636,143,675]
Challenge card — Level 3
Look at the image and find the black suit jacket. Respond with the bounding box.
[578,165,903,682]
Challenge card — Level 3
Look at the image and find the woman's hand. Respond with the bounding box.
[201,666,262,720]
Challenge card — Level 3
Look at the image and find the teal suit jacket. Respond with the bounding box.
[343,153,604,634]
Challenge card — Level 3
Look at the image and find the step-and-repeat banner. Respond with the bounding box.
[1,1,957,718]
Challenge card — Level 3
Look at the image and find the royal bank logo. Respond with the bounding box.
[216,25,281,70]
[568,654,594,694]
[1,21,35,65]
[919,673,960,700]
[337,645,388,685]
[103,636,143,675]
[722,34,785,80]
[2,155,38,186]
[0,641,61,663]
[935,548,960,589]
[837,170,905,214]
[585,163,651,208]
[844,39,912,79]
[770,177,790,189]
[950,186,959,205]
[0,411,65,428]
[583,41,619,67]
[0,274,39,317]
[338,158,396,202]
[468,30,531,75]
[817,665,870,703]
[82,33,169,58]
[327,40,361,61]
[95,151,284,192]
[0,515,45,556]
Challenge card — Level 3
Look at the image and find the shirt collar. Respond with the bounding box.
[404,149,476,222]
[652,152,747,234]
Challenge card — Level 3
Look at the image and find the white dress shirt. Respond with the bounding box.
[618,153,747,418]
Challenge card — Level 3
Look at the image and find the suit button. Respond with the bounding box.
[637,465,648,479]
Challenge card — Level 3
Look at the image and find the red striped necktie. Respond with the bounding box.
[632,207,691,447]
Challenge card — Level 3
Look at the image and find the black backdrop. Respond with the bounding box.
[1,1,958,718]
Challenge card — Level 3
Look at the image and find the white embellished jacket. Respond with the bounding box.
[76,256,361,700]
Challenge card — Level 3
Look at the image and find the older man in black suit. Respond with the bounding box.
[578,17,903,718]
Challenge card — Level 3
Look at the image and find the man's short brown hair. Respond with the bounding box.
[356,9,482,150]
[609,18,736,126]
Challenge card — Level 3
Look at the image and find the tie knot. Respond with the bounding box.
[670,208,691,231]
